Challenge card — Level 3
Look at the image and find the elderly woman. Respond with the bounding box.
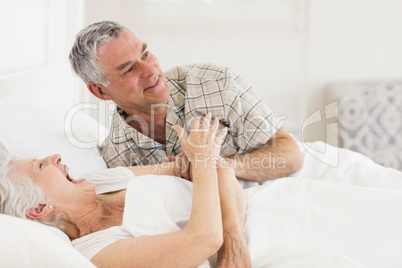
[0,115,251,268]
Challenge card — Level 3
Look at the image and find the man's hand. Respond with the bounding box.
[216,231,252,268]
[167,152,192,181]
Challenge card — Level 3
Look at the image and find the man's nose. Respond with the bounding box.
[139,61,155,79]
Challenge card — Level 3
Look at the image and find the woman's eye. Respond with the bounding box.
[39,163,43,169]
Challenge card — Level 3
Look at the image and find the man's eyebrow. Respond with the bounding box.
[115,42,148,72]
[116,61,133,72]
[142,42,148,53]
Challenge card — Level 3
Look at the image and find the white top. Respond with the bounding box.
[72,167,213,267]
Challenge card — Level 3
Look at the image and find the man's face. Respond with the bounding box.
[97,29,170,115]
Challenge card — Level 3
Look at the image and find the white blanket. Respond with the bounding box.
[123,141,402,268]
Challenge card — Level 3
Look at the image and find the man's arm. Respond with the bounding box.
[227,128,303,182]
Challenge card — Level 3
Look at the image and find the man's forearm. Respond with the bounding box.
[227,128,303,182]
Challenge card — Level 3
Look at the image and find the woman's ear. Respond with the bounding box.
[87,82,112,100]
[26,204,54,219]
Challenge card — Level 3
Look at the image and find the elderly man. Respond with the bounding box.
[69,21,302,183]
[69,21,303,267]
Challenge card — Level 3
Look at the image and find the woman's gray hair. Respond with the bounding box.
[0,151,65,230]
[69,21,125,85]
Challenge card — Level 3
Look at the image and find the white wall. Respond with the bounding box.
[82,0,402,142]
[305,0,402,143]
[0,0,85,108]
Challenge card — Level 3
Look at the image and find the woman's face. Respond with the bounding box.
[10,154,96,207]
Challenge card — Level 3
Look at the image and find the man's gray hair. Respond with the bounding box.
[0,151,65,230]
[69,21,125,85]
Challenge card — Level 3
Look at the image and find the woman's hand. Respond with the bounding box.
[172,113,227,163]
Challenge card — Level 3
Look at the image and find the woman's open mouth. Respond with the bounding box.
[65,167,75,183]
[64,167,82,184]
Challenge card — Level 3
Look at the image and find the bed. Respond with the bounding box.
[1,97,402,268]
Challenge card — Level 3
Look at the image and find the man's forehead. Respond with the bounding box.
[102,30,145,57]
[97,32,143,70]
[117,28,143,46]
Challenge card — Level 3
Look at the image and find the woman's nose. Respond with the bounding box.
[42,154,61,166]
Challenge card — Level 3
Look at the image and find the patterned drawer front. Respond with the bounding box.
[333,81,402,171]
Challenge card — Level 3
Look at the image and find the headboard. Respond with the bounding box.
[327,80,402,171]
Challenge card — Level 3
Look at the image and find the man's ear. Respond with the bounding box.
[26,204,54,219]
[87,82,112,100]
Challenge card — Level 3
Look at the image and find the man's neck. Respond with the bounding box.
[123,105,168,144]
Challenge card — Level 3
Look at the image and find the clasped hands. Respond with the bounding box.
[172,114,252,268]
[170,113,227,180]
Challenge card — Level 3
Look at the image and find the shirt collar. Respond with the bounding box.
[109,76,186,150]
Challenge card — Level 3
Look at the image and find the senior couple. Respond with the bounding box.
[0,21,303,267]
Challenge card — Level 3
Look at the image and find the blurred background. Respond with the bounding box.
[1,0,402,145]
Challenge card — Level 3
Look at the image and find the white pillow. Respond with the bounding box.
[0,140,7,152]
[0,214,95,268]
[0,100,107,178]
[0,100,108,267]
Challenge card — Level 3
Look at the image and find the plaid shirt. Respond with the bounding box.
[99,63,283,168]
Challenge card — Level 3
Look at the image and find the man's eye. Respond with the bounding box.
[143,51,149,58]
[125,67,133,74]
[39,163,43,169]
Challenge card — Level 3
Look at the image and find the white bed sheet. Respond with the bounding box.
[245,178,402,268]
[123,170,402,268]
[292,140,402,191]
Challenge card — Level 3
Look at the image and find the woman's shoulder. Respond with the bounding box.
[86,167,135,195]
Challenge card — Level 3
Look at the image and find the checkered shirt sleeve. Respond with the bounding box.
[172,63,283,156]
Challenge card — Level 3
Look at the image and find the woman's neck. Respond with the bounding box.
[66,191,126,240]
